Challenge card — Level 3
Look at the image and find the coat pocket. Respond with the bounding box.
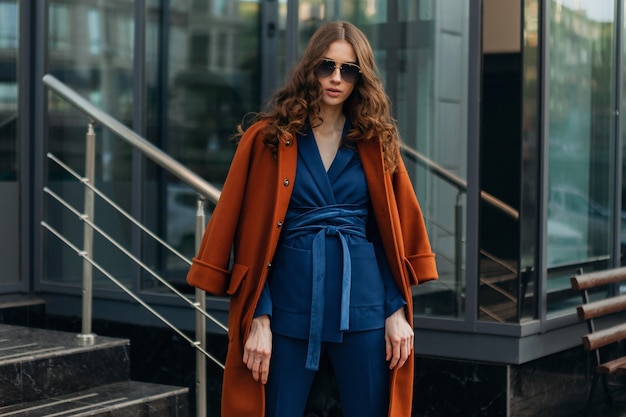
[226,263,249,295]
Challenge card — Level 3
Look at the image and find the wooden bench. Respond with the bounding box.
[570,267,626,413]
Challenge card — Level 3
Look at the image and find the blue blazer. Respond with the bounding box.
[255,125,405,370]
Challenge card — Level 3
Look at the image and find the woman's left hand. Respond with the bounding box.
[384,307,414,370]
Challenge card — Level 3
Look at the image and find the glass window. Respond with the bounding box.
[87,9,102,55]
[163,1,259,188]
[49,4,70,51]
[190,34,210,68]
[44,1,136,289]
[479,0,525,323]
[623,2,626,268]
[402,2,470,320]
[216,32,227,68]
[518,0,540,321]
[546,0,616,317]
[337,0,387,24]
[213,0,230,17]
[116,12,134,58]
[297,1,470,319]
[0,2,18,165]
[141,0,262,292]
[0,1,17,48]
[398,0,420,22]
[191,0,208,14]
[0,0,19,286]
[475,0,543,324]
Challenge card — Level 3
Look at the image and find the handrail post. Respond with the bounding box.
[78,122,97,344]
[455,192,464,315]
[195,196,207,417]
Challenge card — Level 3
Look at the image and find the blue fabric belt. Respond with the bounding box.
[281,204,368,370]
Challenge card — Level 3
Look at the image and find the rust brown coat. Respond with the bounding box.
[187,120,438,416]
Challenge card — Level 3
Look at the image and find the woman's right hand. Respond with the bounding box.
[243,315,272,384]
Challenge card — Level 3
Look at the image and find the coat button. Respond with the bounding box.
[277,221,283,228]
[285,139,291,146]
[283,179,290,186]
[267,262,272,269]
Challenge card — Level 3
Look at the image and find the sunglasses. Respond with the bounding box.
[314,59,362,84]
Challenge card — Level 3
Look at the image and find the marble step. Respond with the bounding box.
[0,324,130,407]
[0,380,188,417]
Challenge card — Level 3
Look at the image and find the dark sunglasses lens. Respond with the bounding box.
[315,60,335,78]
[315,60,360,83]
[341,65,360,83]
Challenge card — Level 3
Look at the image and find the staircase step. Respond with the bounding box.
[0,324,130,406]
[0,380,188,417]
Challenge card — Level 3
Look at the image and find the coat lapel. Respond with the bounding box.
[326,146,353,184]
[298,129,337,204]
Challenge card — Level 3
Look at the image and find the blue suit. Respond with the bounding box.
[255,123,405,417]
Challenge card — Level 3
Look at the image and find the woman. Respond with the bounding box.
[187,21,438,417]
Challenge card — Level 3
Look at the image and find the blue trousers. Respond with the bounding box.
[265,329,389,417]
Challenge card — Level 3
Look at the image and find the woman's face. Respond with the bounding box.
[315,40,359,111]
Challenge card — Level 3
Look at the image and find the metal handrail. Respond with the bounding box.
[400,143,519,220]
[43,74,223,417]
[43,74,220,204]
[46,153,192,267]
[41,220,226,369]
[42,179,227,333]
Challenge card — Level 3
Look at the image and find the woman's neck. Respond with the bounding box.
[313,106,345,171]
[316,106,345,136]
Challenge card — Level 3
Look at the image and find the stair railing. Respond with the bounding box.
[400,143,520,320]
[42,74,221,417]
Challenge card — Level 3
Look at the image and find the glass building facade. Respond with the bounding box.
[2,0,626,414]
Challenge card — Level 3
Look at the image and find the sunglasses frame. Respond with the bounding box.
[314,59,362,84]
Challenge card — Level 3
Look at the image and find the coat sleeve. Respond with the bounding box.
[186,122,265,296]
[392,153,438,286]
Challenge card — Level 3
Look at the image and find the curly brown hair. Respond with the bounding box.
[237,20,401,172]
